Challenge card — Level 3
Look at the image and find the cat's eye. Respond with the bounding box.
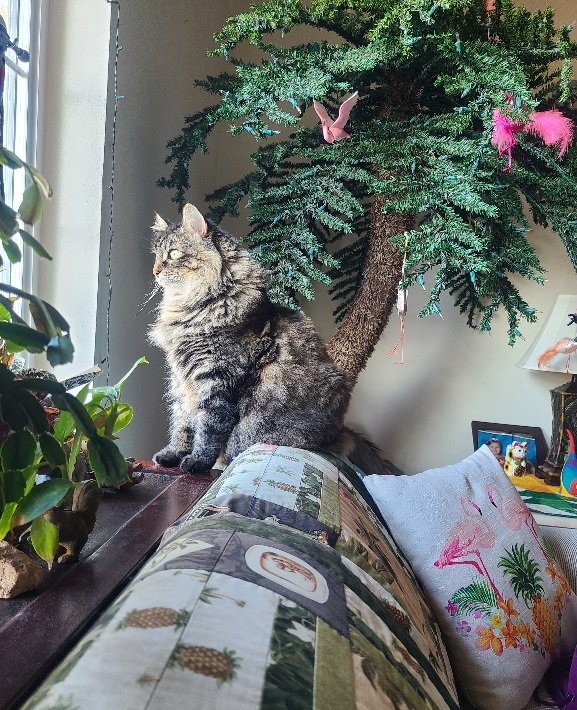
[168,249,182,260]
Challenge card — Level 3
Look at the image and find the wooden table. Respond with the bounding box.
[0,468,213,710]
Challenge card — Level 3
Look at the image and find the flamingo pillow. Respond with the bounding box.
[363,444,577,710]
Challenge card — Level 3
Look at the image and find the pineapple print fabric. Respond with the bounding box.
[22,445,460,710]
[364,445,577,710]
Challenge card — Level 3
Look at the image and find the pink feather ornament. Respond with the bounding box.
[523,109,573,156]
[491,103,574,171]
[491,108,523,172]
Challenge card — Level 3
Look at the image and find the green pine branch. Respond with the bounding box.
[160,0,577,346]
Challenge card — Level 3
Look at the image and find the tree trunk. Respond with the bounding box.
[326,199,414,384]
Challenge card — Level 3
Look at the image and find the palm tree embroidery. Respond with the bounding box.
[434,496,502,599]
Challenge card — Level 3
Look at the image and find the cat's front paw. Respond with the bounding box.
[153,446,189,468]
[179,453,217,474]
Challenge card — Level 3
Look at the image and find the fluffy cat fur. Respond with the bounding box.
[149,203,381,473]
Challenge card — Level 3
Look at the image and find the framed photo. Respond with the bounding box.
[471,421,548,472]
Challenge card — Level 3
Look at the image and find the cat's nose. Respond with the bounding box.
[153,261,163,276]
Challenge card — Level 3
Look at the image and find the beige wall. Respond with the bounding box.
[38,0,577,471]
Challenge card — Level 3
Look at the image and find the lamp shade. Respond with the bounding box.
[519,295,577,374]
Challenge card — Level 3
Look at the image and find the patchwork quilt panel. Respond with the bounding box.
[23,514,459,710]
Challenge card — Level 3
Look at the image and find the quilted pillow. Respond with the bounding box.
[363,445,577,710]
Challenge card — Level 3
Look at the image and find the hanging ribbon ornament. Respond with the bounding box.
[387,233,409,365]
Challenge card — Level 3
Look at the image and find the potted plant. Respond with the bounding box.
[0,147,141,597]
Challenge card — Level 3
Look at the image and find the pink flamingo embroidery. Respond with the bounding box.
[434,496,502,599]
[487,484,548,559]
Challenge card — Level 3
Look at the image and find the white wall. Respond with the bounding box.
[94,0,256,457]
[33,0,110,377]
[38,0,577,472]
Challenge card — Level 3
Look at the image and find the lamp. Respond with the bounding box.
[519,295,577,486]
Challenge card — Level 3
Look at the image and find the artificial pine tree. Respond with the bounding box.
[160,0,577,382]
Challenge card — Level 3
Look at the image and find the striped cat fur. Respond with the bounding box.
[149,203,383,474]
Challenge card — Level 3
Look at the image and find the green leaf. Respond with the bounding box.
[115,356,148,393]
[0,147,25,170]
[72,383,91,404]
[28,298,57,338]
[0,364,15,385]
[18,182,44,225]
[19,229,52,260]
[28,165,52,200]
[12,479,72,526]
[450,579,497,617]
[2,470,25,502]
[52,410,75,444]
[0,284,70,334]
[39,432,67,467]
[0,396,29,430]
[0,301,11,322]
[1,430,37,470]
[11,389,49,433]
[52,393,97,437]
[0,201,18,237]
[86,386,120,408]
[36,300,70,333]
[0,322,49,352]
[2,238,22,264]
[87,435,128,488]
[0,501,17,540]
[21,464,38,495]
[14,377,66,395]
[30,515,59,564]
[46,335,75,366]
[0,295,26,324]
[109,402,133,435]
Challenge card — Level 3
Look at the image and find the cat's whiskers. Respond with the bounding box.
[137,282,161,314]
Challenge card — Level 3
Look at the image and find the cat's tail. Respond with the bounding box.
[328,427,393,475]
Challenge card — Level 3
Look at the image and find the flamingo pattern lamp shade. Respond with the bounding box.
[363,445,577,710]
[519,295,577,374]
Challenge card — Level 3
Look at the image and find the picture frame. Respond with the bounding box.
[471,421,548,469]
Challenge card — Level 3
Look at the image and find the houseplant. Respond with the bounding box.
[160,0,577,381]
[0,147,135,594]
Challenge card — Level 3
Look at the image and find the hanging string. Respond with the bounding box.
[104,0,122,384]
[387,232,409,364]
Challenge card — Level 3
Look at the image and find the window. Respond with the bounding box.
[0,0,38,292]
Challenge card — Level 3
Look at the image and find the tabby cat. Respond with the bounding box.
[149,203,377,473]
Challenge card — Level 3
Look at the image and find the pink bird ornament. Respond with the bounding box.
[313,91,359,144]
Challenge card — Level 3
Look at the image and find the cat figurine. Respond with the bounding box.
[503,440,528,477]
[149,203,381,473]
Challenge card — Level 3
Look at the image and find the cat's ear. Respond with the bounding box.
[181,203,208,238]
[152,213,169,232]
